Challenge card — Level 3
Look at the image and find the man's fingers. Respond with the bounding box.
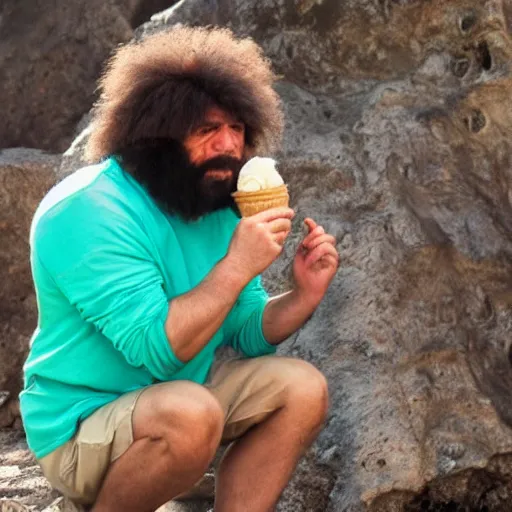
[321,254,340,268]
[250,207,295,222]
[305,243,339,266]
[302,225,325,246]
[267,218,292,234]
[273,230,289,246]
[302,233,336,251]
[304,218,317,232]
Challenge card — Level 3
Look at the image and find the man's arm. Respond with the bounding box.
[166,207,294,362]
[262,218,339,345]
[164,256,246,362]
[262,289,320,344]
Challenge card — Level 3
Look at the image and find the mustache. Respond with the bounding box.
[196,155,245,176]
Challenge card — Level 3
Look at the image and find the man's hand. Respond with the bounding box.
[227,207,295,284]
[292,218,339,305]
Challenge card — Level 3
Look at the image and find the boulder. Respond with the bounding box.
[0,0,136,153]
[58,118,92,179]
[0,149,61,426]
[139,1,512,510]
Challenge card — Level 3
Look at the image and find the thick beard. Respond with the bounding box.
[118,139,245,220]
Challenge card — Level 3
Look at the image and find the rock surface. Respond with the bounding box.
[0,149,61,428]
[120,0,178,28]
[0,0,176,154]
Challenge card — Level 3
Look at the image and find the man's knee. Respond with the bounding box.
[137,383,224,465]
[278,359,329,424]
[166,391,222,454]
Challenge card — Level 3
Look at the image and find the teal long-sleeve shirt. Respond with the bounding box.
[20,157,276,459]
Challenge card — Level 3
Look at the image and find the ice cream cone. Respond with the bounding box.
[232,184,289,217]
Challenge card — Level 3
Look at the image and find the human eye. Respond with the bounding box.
[195,124,216,136]
[231,123,245,133]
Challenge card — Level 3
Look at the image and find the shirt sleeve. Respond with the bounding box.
[224,275,277,357]
[34,192,184,381]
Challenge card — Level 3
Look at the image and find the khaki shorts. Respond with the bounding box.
[38,353,312,505]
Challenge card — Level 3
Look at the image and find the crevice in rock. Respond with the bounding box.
[451,57,470,78]
[464,109,487,134]
[405,499,488,511]
[401,456,512,512]
[370,459,512,512]
[475,42,493,72]
[459,12,477,34]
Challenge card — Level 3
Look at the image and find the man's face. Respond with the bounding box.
[180,106,247,214]
[183,106,246,180]
[120,106,247,220]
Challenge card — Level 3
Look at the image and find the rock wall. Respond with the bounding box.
[0,150,61,428]
[0,0,176,153]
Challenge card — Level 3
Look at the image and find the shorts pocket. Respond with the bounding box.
[58,440,111,505]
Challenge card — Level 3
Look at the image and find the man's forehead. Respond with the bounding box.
[202,106,242,125]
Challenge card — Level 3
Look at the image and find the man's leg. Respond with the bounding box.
[92,381,224,512]
[209,357,329,512]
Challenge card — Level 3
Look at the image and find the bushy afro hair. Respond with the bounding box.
[85,25,284,162]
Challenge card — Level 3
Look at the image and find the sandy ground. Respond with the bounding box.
[0,429,59,509]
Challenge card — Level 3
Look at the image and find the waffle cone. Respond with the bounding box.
[232,185,289,217]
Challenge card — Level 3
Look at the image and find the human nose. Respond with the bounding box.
[212,126,237,154]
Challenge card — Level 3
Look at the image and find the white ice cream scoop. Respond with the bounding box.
[237,157,284,192]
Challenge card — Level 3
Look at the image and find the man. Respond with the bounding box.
[21,26,339,512]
